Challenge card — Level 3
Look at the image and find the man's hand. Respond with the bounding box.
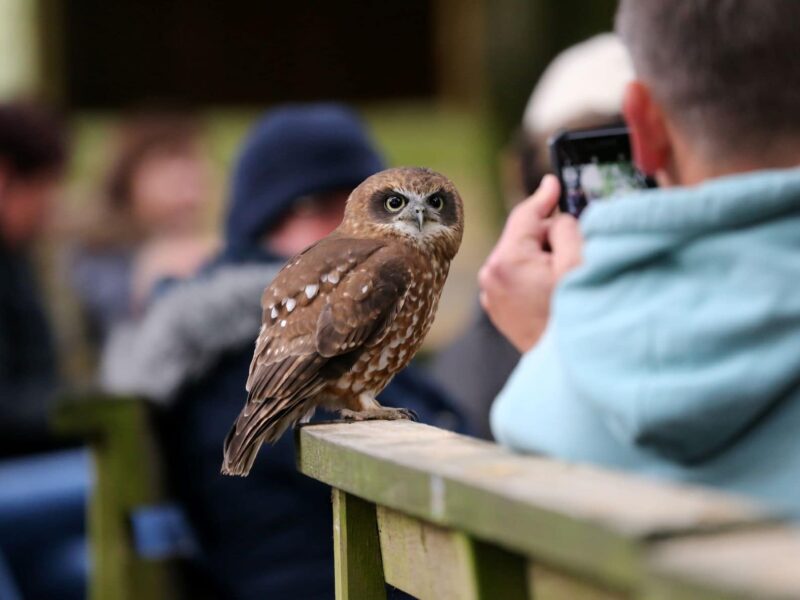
[478,175,583,353]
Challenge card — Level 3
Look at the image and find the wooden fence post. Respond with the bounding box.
[332,489,387,600]
[463,535,528,600]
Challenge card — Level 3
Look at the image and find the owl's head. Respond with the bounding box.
[341,167,464,259]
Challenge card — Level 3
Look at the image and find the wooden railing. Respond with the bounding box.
[296,420,800,600]
[53,396,176,600]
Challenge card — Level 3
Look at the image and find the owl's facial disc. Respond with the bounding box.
[365,182,458,245]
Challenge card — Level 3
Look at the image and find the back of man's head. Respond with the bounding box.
[616,0,800,161]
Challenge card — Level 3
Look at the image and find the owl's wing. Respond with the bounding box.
[315,252,411,357]
[224,236,414,475]
[245,236,393,403]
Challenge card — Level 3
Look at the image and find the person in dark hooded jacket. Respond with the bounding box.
[101,104,466,599]
[0,102,66,455]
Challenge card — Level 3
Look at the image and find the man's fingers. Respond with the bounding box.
[550,214,583,278]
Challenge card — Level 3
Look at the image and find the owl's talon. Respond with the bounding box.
[398,408,419,421]
[337,409,361,422]
[336,407,418,422]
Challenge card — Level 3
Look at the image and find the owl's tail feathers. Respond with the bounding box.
[221,400,297,477]
[221,427,262,477]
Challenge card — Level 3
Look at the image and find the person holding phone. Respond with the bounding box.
[481,0,800,520]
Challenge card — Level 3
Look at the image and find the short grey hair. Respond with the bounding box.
[616,0,800,157]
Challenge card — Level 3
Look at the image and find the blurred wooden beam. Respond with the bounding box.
[0,0,64,102]
[0,0,42,99]
[433,0,487,110]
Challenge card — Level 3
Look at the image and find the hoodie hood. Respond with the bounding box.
[553,168,800,464]
[225,104,385,249]
[101,263,280,403]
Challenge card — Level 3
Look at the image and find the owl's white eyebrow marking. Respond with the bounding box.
[305,284,318,299]
[285,298,296,312]
[394,188,424,202]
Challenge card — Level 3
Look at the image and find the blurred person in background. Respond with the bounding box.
[484,0,800,519]
[0,101,67,454]
[430,34,633,438]
[102,104,465,599]
[70,112,216,349]
[0,102,89,600]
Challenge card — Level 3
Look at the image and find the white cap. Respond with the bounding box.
[522,33,634,137]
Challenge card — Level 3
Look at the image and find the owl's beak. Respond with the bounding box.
[414,206,425,232]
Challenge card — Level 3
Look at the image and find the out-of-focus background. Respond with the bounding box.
[0,2,621,599]
[0,0,617,383]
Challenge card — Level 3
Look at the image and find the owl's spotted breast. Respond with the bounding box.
[321,246,449,409]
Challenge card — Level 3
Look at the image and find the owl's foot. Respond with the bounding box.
[337,407,419,422]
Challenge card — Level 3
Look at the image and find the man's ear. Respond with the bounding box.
[623,81,672,175]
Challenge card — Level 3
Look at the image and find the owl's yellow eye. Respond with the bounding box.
[385,195,406,212]
[427,194,443,210]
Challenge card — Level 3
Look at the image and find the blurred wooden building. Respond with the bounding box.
[0,0,616,352]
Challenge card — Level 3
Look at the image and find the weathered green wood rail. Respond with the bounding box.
[53,396,176,600]
[296,421,800,600]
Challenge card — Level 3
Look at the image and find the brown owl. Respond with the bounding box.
[221,167,464,476]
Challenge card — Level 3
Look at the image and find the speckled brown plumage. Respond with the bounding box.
[222,167,464,475]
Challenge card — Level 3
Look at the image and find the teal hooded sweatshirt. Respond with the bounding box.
[491,168,800,519]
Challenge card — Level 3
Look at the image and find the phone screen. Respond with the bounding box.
[550,126,655,217]
[561,155,650,216]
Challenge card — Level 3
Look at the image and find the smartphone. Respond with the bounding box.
[549,125,656,217]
